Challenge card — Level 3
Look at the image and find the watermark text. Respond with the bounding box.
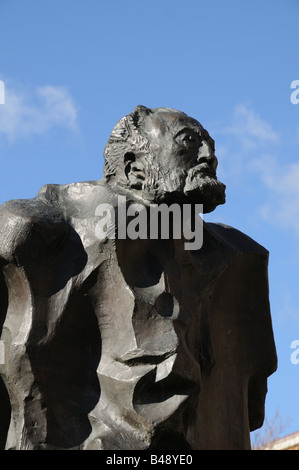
[95,196,203,250]
[290,340,299,364]
[290,80,299,104]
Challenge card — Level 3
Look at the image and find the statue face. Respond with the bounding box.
[141,109,226,212]
[143,110,215,170]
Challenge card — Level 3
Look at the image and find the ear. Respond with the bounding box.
[124,152,145,189]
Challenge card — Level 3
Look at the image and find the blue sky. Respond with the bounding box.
[1,0,299,444]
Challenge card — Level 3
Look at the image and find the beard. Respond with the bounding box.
[183,166,226,213]
[148,164,226,213]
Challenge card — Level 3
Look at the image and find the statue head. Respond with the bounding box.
[103,105,226,213]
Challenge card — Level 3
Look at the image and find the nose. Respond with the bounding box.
[197,141,218,171]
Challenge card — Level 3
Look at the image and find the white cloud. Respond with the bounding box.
[215,104,299,234]
[213,103,281,181]
[0,83,78,141]
[232,104,279,141]
[251,155,299,233]
[220,103,279,152]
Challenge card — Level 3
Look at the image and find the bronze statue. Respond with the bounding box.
[0,106,277,450]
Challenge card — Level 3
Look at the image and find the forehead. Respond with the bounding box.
[143,110,204,139]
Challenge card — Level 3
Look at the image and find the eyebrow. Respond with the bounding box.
[173,126,202,139]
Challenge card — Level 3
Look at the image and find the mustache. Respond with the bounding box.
[183,163,226,199]
[186,162,217,180]
[157,163,218,190]
[144,162,225,204]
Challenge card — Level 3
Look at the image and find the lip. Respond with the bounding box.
[192,163,216,177]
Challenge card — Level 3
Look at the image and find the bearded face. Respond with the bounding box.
[139,109,226,213]
[104,106,226,214]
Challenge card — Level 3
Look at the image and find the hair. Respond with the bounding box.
[103,105,153,185]
[103,105,191,184]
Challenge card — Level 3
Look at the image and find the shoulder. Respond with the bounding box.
[0,180,113,261]
[204,222,269,256]
[37,179,113,217]
[0,179,110,219]
[0,190,67,262]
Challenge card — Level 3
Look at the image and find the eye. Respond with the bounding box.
[174,129,200,149]
[183,134,196,144]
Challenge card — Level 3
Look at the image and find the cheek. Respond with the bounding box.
[178,148,198,169]
[157,146,178,168]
